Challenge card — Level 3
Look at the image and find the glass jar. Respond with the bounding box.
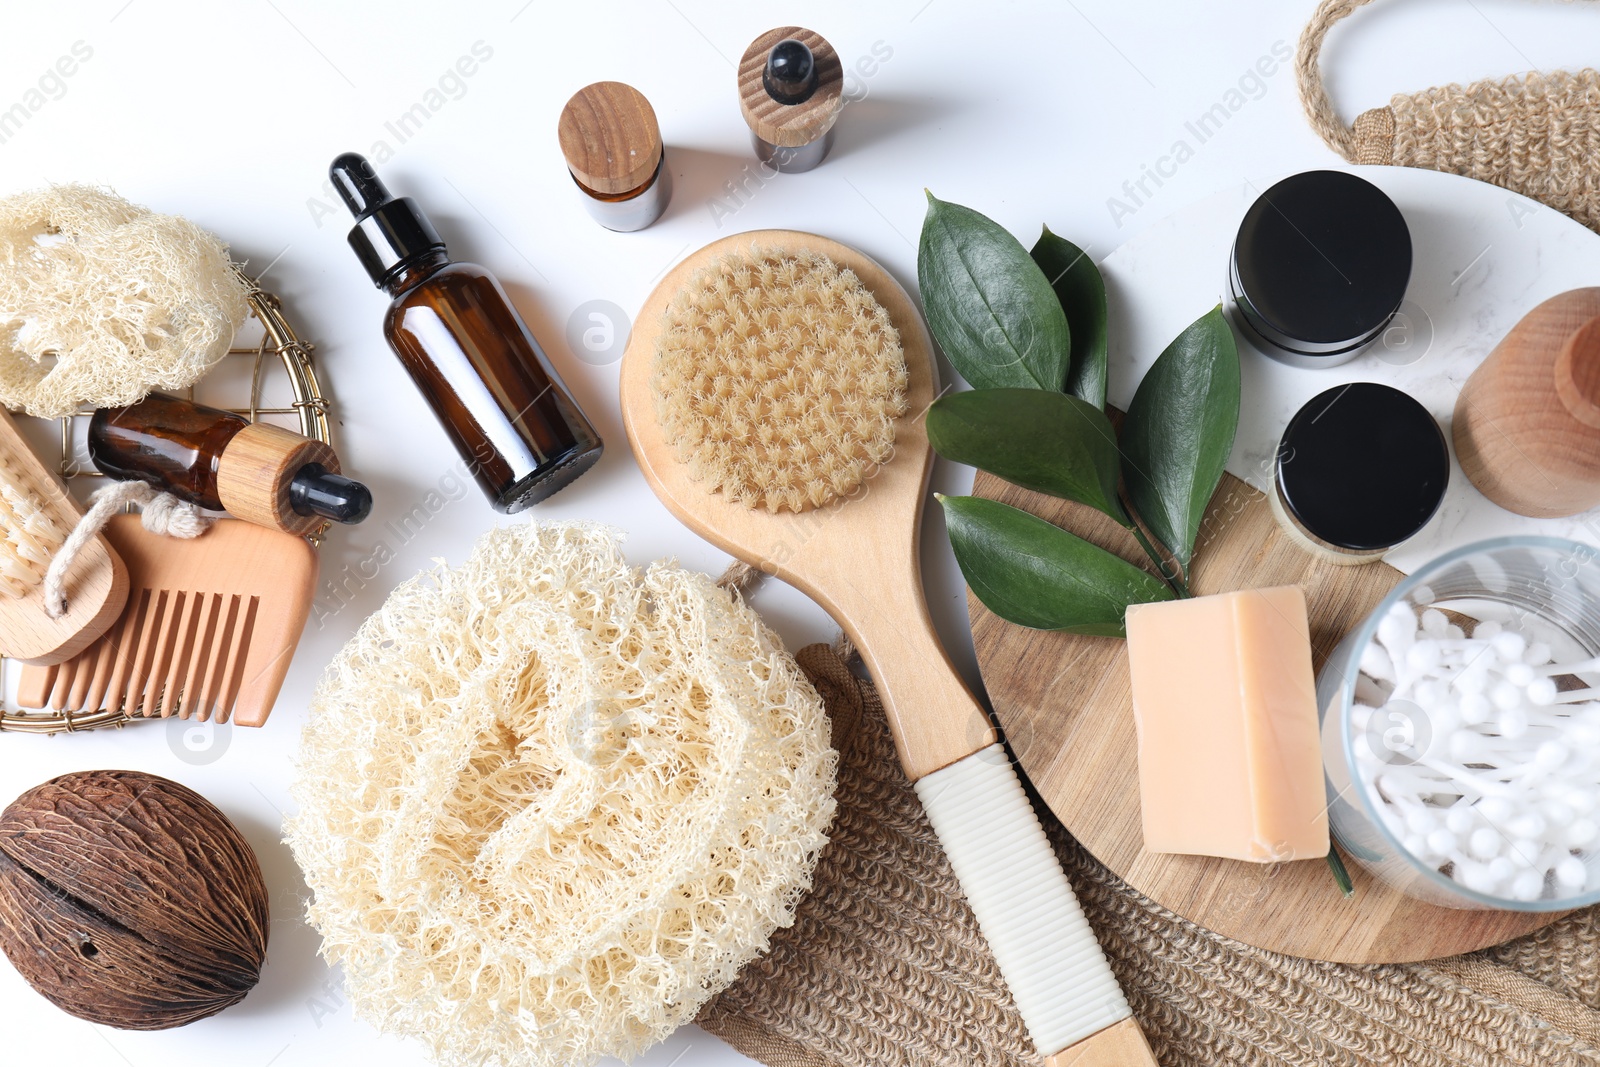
[1317,536,1600,909]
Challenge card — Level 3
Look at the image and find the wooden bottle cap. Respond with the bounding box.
[558,81,663,196]
[216,421,340,537]
[739,27,844,148]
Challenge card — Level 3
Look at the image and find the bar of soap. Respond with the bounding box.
[1125,585,1328,863]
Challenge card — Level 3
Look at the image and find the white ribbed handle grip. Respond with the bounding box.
[915,744,1132,1057]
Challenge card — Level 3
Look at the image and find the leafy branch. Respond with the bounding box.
[917,193,1241,634]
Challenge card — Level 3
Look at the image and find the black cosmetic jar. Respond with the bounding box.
[1229,170,1413,368]
[1272,383,1449,564]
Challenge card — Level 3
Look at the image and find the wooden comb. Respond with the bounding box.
[0,408,128,664]
[17,514,317,727]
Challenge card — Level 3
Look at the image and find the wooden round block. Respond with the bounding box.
[738,27,843,148]
[1454,287,1600,518]
[969,466,1566,964]
[216,421,339,537]
[557,81,663,195]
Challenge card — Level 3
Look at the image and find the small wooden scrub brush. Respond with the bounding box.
[622,232,1160,1066]
[0,409,127,664]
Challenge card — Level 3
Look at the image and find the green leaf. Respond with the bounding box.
[1119,305,1240,570]
[926,389,1129,525]
[1327,847,1355,899]
[917,193,1071,391]
[939,495,1173,636]
[1031,226,1108,409]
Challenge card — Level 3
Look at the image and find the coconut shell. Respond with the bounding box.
[0,769,269,1030]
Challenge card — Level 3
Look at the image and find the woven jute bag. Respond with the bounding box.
[1296,0,1600,232]
[701,641,1600,1067]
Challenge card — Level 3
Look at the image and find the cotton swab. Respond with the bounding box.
[1351,603,1600,903]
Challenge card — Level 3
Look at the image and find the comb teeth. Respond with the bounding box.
[19,590,262,723]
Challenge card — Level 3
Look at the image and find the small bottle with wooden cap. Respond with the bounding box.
[88,393,372,536]
[1454,287,1600,517]
[739,27,843,173]
[558,81,670,232]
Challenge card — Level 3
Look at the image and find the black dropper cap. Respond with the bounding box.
[289,463,373,524]
[763,39,817,105]
[330,152,446,287]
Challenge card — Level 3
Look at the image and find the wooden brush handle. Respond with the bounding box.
[1046,1019,1160,1066]
[821,546,995,779]
[916,745,1151,1062]
[825,549,1152,1061]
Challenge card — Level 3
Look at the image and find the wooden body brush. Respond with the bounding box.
[621,231,1158,1066]
[0,408,127,664]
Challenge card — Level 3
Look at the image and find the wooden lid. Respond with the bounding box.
[558,81,663,195]
[216,421,340,537]
[739,27,844,148]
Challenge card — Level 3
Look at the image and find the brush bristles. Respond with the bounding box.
[653,247,909,514]
[0,459,63,598]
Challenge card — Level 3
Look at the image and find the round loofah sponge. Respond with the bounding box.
[652,246,908,513]
[0,184,248,418]
[286,522,836,1067]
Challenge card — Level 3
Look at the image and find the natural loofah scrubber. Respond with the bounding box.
[286,522,836,1067]
[652,246,908,513]
[0,185,248,419]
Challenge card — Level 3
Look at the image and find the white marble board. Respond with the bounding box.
[1100,165,1600,573]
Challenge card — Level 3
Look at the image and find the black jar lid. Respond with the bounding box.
[1231,170,1412,358]
[1276,383,1448,552]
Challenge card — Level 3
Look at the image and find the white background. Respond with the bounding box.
[0,2,1595,1065]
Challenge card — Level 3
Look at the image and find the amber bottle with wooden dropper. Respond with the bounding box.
[89,392,373,536]
[330,152,603,512]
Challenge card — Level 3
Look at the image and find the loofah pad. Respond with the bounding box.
[652,246,908,513]
[286,522,837,1067]
[0,185,248,418]
[0,459,62,598]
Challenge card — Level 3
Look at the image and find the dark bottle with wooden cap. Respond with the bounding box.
[739,27,843,173]
[1454,287,1600,517]
[558,81,671,232]
[330,152,603,512]
[89,392,372,536]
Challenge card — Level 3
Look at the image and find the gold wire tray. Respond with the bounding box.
[0,268,334,734]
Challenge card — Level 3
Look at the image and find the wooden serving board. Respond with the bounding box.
[969,467,1565,963]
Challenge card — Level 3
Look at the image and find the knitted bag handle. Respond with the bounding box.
[1295,0,1600,231]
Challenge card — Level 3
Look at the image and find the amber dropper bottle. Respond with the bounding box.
[89,392,372,536]
[329,152,603,512]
